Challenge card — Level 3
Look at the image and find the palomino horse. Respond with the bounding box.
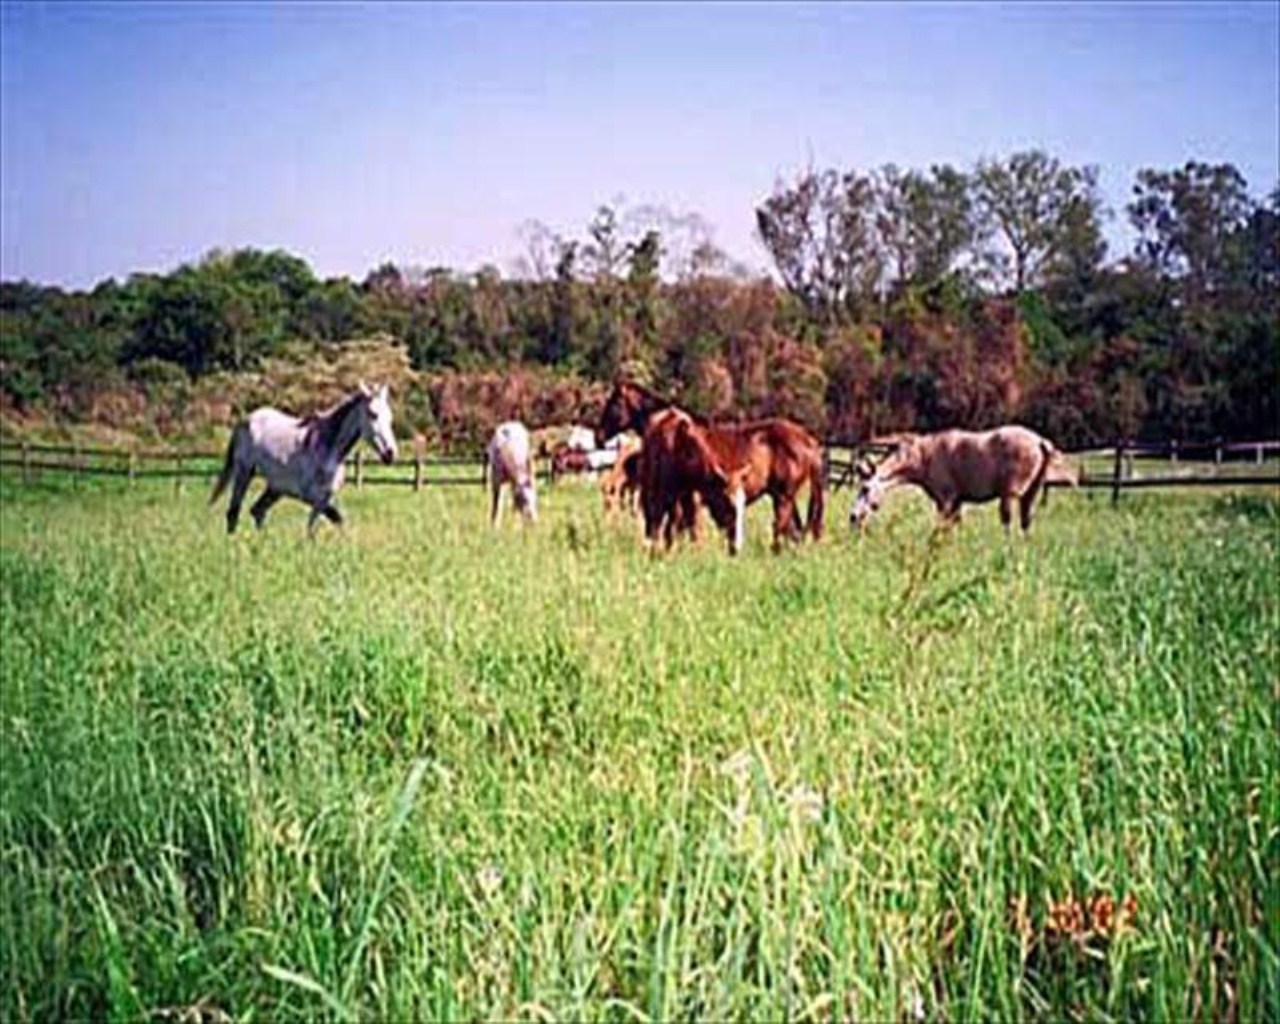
[850,426,1079,533]
[211,382,398,536]
[487,421,539,526]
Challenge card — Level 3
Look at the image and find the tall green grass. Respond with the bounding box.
[1,477,1276,1021]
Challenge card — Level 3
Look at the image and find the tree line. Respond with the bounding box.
[1,151,1276,447]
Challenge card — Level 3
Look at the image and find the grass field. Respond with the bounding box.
[1,475,1276,1022]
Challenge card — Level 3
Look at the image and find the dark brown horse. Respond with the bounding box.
[599,379,683,441]
[639,409,742,553]
[550,444,593,484]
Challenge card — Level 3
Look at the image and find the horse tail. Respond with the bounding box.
[1032,440,1054,507]
[209,424,244,506]
[806,452,826,541]
[1037,441,1079,505]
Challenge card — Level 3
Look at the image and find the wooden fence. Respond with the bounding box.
[2,436,1278,503]
[0,439,492,491]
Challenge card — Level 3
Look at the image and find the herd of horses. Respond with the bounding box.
[211,378,1081,551]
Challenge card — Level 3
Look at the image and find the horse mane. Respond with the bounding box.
[303,391,367,455]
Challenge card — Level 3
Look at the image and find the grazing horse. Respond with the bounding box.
[699,418,826,550]
[487,421,538,526]
[640,409,746,554]
[850,426,1080,533]
[550,444,593,484]
[211,382,398,536]
[639,409,826,555]
[604,379,826,551]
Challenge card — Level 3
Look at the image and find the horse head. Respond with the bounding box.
[600,380,666,441]
[358,381,398,465]
[850,439,912,530]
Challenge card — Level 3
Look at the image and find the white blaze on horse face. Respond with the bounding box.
[851,477,883,529]
[364,384,398,464]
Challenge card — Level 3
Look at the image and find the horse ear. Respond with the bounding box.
[377,382,389,401]
[358,379,372,398]
[855,457,876,481]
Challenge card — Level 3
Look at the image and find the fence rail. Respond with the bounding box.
[3,436,1278,501]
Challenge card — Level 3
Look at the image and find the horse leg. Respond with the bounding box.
[1019,490,1038,533]
[773,495,796,553]
[936,498,962,530]
[664,496,682,549]
[999,494,1013,533]
[490,481,503,528]
[683,493,701,545]
[226,468,254,534]
[307,507,324,539]
[250,488,283,529]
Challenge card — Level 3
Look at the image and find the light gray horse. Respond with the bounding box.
[486,421,538,526]
[211,382,398,536]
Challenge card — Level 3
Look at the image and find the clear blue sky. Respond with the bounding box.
[2,0,1277,288]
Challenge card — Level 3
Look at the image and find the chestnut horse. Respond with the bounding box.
[615,380,826,553]
[699,417,826,549]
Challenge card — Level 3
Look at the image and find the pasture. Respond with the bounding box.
[1,476,1276,1021]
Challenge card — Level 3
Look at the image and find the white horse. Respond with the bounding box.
[486,421,538,526]
[211,381,398,536]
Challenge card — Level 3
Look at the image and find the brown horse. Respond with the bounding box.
[639,409,743,553]
[600,434,643,515]
[604,379,826,551]
[637,403,826,554]
[599,379,681,441]
[550,444,593,484]
[699,417,826,549]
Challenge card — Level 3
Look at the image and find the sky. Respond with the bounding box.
[2,0,1277,289]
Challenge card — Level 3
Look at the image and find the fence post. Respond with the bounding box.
[175,453,184,493]
[21,441,30,484]
[1257,443,1265,467]
[128,448,137,486]
[74,443,83,486]
[355,448,364,489]
[1170,439,1178,465]
[1214,437,1223,467]
[1111,439,1125,507]
[413,451,423,492]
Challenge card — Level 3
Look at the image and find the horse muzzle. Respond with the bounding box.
[379,446,397,465]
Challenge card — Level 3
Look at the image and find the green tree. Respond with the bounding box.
[875,163,978,292]
[755,167,883,323]
[1128,161,1253,303]
[974,150,1106,293]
